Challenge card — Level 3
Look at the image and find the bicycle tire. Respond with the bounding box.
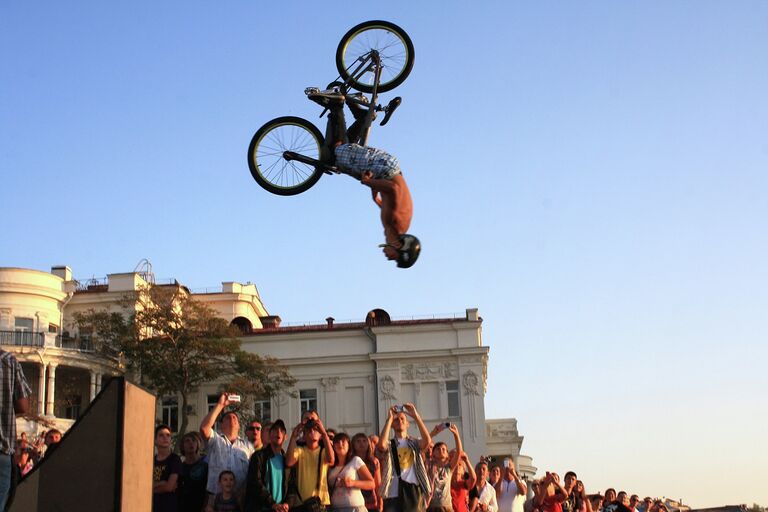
[336,20,414,94]
[247,116,325,196]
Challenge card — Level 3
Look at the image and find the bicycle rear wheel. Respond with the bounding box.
[336,20,414,94]
[247,116,325,196]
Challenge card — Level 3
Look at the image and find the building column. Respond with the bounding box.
[45,363,57,416]
[96,373,102,393]
[89,371,98,402]
[37,363,46,415]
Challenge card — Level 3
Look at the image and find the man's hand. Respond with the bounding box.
[361,170,374,185]
[218,393,233,408]
[402,402,417,418]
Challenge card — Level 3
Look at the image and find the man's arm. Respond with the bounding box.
[200,393,230,439]
[285,422,303,468]
[448,423,463,471]
[361,171,396,194]
[403,403,431,451]
[376,407,395,454]
[314,418,335,465]
[371,188,382,207]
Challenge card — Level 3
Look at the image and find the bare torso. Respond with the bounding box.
[380,174,413,243]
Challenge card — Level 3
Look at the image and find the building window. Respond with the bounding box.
[14,318,34,345]
[65,395,82,419]
[48,323,59,334]
[299,389,317,415]
[162,397,179,432]
[207,394,220,413]
[446,380,460,417]
[254,398,272,423]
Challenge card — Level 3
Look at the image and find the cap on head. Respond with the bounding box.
[396,234,421,268]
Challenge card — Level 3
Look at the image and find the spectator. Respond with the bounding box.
[244,419,289,512]
[153,424,182,512]
[451,452,476,512]
[245,421,264,453]
[208,470,241,512]
[603,490,616,510]
[588,494,603,512]
[489,465,502,488]
[427,422,463,511]
[523,479,541,512]
[327,429,337,442]
[200,394,254,498]
[535,473,566,512]
[629,496,641,512]
[328,432,375,511]
[376,403,432,512]
[0,348,30,510]
[351,432,381,512]
[43,428,62,458]
[641,498,653,512]
[286,415,334,509]
[573,481,592,512]
[260,422,273,448]
[561,472,578,512]
[468,461,497,512]
[179,431,209,512]
[496,459,527,512]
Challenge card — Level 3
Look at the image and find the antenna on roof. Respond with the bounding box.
[134,258,156,284]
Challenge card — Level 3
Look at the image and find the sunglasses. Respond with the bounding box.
[247,425,262,431]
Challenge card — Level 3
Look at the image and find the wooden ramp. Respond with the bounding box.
[10,377,155,512]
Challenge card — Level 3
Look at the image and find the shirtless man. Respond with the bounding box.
[308,88,421,268]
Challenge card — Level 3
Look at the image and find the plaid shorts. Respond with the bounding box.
[334,143,401,180]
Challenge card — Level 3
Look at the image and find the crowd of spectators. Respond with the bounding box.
[149,394,673,512]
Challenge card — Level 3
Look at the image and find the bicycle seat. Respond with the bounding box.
[380,97,401,126]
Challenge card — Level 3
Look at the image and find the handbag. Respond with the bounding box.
[289,446,325,512]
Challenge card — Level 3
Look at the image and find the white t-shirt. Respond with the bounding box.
[475,482,499,512]
[498,479,524,512]
[328,455,366,507]
[387,437,419,498]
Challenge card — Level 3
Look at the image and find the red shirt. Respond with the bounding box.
[543,495,564,512]
[451,477,472,512]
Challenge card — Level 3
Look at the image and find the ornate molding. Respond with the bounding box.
[377,361,400,370]
[401,361,457,381]
[379,375,397,400]
[462,370,480,396]
[321,377,339,392]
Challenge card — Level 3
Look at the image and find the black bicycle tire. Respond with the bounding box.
[336,20,415,94]
[247,116,325,196]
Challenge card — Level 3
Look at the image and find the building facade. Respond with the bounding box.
[0,264,535,475]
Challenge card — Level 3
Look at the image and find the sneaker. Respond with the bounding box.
[305,87,344,107]
[346,93,370,120]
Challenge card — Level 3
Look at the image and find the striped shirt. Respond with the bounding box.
[380,437,431,502]
[0,350,31,455]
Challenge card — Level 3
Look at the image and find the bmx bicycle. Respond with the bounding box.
[247,20,415,196]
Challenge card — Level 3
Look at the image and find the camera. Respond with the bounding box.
[304,419,317,430]
[227,394,241,403]
[444,422,451,428]
[395,405,405,412]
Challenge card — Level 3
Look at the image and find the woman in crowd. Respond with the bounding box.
[468,460,497,512]
[451,451,476,512]
[328,432,376,512]
[573,480,592,512]
[178,431,209,512]
[351,432,381,512]
[489,465,502,488]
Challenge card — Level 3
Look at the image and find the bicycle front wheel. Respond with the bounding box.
[247,116,325,196]
[336,20,414,94]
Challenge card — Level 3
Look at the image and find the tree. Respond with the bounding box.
[75,284,295,439]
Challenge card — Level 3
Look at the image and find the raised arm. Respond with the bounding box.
[361,171,396,194]
[285,422,304,468]
[200,393,229,439]
[403,403,432,451]
[377,407,395,454]
[447,423,463,471]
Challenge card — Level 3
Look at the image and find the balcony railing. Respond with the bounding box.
[55,336,95,352]
[0,330,45,347]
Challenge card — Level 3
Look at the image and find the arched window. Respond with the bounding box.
[230,317,253,334]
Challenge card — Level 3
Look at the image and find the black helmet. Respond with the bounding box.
[396,234,421,268]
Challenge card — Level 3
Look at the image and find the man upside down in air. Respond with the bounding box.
[307,87,421,268]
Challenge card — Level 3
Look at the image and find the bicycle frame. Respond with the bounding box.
[284,51,386,177]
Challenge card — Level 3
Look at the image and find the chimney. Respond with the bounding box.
[326,317,335,328]
[260,315,281,328]
[51,266,72,281]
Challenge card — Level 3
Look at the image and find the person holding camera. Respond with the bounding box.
[377,403,432,512]
[427,422,463,511]
[496,459,527,512]
[286,415,335,510]
[451,451,476,512]
[200,393,254,499]
[534,473,566,512]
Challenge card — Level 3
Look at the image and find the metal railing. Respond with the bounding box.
[0,330,45,347]
[55,335,95,352]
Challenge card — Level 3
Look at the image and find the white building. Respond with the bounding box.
[0,264,535,476]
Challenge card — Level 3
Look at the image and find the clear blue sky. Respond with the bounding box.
[2,1,767,507]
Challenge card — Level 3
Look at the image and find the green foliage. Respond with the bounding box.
[74,284,295,437]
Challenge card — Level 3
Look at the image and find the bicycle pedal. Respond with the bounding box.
[305,87,320,95]
[380,96,401,126]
